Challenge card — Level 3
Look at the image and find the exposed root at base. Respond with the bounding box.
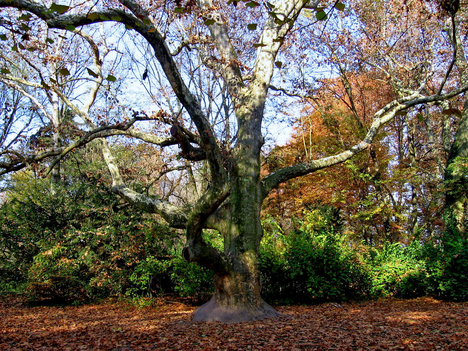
[192,296,279,323]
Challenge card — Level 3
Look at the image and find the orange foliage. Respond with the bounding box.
[262,71,415,243]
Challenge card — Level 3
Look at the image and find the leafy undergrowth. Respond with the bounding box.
[1,295,467,350]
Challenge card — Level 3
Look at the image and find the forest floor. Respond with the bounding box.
[1,294,467,350]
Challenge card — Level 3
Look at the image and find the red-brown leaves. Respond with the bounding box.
[1,296,467,350]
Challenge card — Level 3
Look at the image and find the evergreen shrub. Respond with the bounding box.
[260,210,371,304]
[425,235,468,301]
[366,241,427,298]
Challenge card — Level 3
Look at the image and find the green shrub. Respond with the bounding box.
[169,258,213,297]
[259,216,290,303]
[367,241,427,298]
[284,229,371,303]
[25,245,90,303]
[425,236,468,301]
[260,211,371,304]
[127,256,172,297]
[0,175,186,303]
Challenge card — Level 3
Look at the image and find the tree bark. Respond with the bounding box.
[192,191,280,323]
[445,103,468,238]
[193,256,278,323]
[444,17,468,239]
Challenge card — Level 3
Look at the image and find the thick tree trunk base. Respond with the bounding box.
[192,295,279,323]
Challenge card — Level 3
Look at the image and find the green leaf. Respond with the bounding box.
[20,23,31,31]
[247,23,257,30]
[45,37,54,44]
[99,15,110,21]
[275,61,283,68]
[142,18,152,25]
[111,15,122,21]
[50,3,69,14]
[316,10,327,20]
[0,34,7,41]
[18,13,32,21]
[253,43,267,47]
[59,68,70,76]
[87,68,99,78]
[204,19,216,25]
[87,12,99,20]
[334,3,345,11]
[11,44,18,52]
[174,7,185,13]
[268,11,277,19]
[65,25,75,31]
[246,1,260,7]
[1,68,11,74]
[274,18,285,25]
[125,24,133,30]
[106,74,116,82]
[266,2,275,9]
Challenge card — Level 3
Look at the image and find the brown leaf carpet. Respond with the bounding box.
[1,296,467,350]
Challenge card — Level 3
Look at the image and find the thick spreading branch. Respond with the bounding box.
[0,116,162,176]
[249,1,310,103]
[183,182,231,274]
[170,124,206,161]
[111,184,189,228]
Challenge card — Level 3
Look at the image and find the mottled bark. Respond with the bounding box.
[193,157,278,322]
[193,260,279,323]
[445,102,468,238]
[444,18,468,238]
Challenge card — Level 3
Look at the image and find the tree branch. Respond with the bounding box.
[111,184,189,228]
[261,86,468,197]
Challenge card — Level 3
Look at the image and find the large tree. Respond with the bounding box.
[0,0,466,322]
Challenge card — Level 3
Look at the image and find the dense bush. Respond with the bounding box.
[127,256,213,298]
[26,245,90,303]
[260,210,371,305]
[0,175,190,303]
[366,241,427,298]
[3,174,468,305]
[424,234,468,301]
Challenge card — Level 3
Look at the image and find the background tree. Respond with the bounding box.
[264,0,468,245]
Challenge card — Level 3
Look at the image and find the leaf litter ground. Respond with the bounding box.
[1,295,467,350]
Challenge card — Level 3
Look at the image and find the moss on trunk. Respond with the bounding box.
[192,264,278,323]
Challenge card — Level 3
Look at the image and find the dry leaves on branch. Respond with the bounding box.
[1,295,467,350]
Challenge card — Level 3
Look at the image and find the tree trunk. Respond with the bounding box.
[444,18,468,239]
[192,257,278,323]
[192,139,279,322]
[445,103,468,239]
